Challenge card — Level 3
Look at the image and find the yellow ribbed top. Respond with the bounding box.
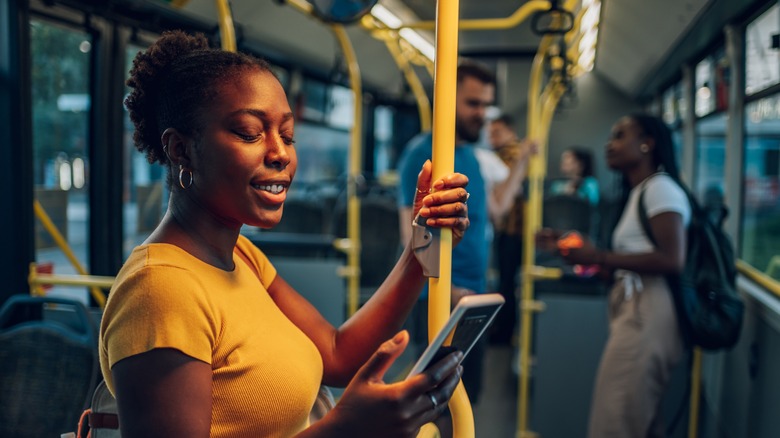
[99,235,323,437]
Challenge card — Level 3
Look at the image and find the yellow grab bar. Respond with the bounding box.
[737,259,780,299]
[331,24,364,316]
[402,1,550,31]
[214,0,237,52]
[380,34,432,131]
[33,200,106,308]
[29,263,114,289]
[426,0,474,437]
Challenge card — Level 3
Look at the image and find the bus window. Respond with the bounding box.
[743,96,780,277]
[30,19,92,304]
[745,3,780,96]
[694,113,727,204]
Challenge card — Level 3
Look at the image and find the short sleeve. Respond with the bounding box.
[644,175,691,225]
[236,234,277,288]
[102,265,217,369]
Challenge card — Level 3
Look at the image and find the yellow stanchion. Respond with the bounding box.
[401,1,550,31]
[688,347,702,438]
[517,3,579,435]
[426,1,476,437]
[32,200,106,308]
[214,0,236,52]
[331,24,364,316]
[516,33,554,438]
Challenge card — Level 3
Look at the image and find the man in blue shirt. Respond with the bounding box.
[397,62,495,408]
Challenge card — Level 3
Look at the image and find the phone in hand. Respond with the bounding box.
[406,293,505,379]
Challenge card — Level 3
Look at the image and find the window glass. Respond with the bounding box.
[30,20,92,303]
[374,105,394,177]
[662,87,677,125]
[326,85,354,130]
[300,78,329,123]
[292,122,350,186]
[743,95,780,277]
[695,58,715,117]
[122,43,168,257]
[694,113,727,203]
[745,3,780,95]
[672,128,683,178]
[695,46,730,117]
[713,46,730,112]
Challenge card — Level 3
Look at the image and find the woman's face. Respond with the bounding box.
[188,68,297,229]
[560,151,582,177]
[605,116,645,172]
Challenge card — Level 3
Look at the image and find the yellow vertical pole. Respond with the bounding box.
[331,25,363,316]
[688,348,702,438]
[215,0,237,52]
[430,0,475,437]
[517,32,554,438]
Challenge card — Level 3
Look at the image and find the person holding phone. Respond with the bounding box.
[99,31,471,438]
[537,114,689,437]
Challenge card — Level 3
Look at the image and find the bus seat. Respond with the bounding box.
[543,194,593,237]
[0,295,98,438]
[332,195,400,299]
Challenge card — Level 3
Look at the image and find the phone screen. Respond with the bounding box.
[407,294,504,378]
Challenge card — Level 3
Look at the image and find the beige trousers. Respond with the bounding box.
[588,274,684,438]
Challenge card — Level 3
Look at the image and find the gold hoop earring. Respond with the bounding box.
[179,165,193,189]
[640,144,650,153]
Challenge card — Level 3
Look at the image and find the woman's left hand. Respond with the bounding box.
[562,240,603,266]
[412,160,470,246]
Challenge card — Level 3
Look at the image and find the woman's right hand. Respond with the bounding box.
[320,331,462,438]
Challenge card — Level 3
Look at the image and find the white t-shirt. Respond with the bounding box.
[612,173,691,254]
[474,147,509,190]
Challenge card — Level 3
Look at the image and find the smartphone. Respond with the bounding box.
[406,293,505,379]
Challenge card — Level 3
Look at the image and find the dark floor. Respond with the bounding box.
[473,346,518,438]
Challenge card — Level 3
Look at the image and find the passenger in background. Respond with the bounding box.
[397,62,495,417]
[549,146,600,205]
[486,115,537,345]
[537,114,689,438]
[100,31,471,438]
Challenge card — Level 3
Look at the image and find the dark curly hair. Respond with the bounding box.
[124,30,272,166]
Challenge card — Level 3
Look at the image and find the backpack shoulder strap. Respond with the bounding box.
[637,184,658,247]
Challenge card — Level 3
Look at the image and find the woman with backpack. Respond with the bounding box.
[537,114,690,438]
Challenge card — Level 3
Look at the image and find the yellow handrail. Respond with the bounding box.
[400,1,551,31]
[331,24,364,317]
[688,347,702,438]
[214,0,237,52]
[737,259,780,299]
[517,3,579,436]
[429,0,466,436]
[33,200,106,308]
[375,30,432,131]
[29,263,114,289]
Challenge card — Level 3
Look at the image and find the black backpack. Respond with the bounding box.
[638,178,744,350]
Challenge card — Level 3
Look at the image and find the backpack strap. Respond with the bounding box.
[636,173,697,248]
[637,180,657,247]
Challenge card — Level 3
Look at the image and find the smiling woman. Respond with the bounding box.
[98,30,472,438]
